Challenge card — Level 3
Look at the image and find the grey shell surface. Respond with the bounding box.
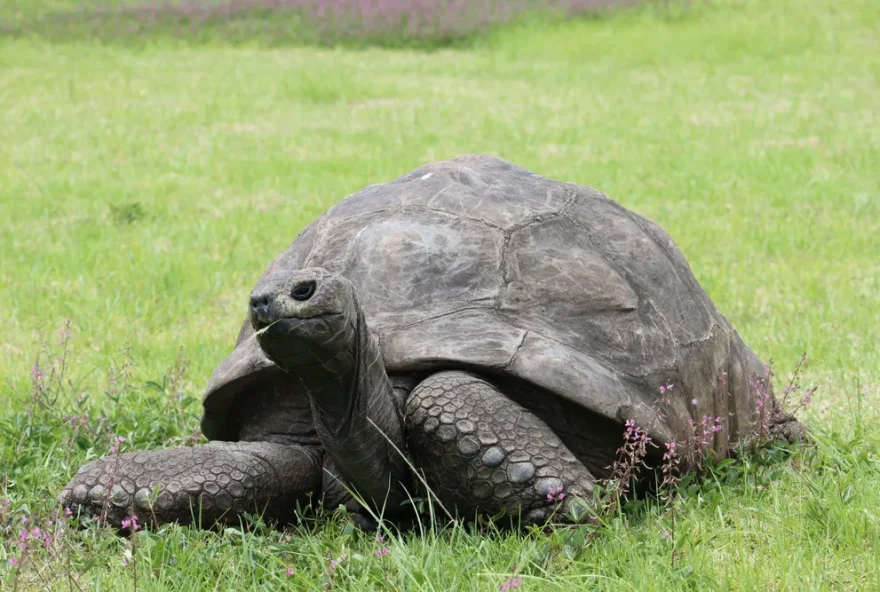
[202,155,769,456]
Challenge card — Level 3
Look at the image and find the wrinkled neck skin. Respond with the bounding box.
[257,295,410,510]
[305,311,396,439]
[291,313,363,428]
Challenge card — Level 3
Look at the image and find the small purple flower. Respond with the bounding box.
[16,526,29,551]
[803,388,814,406]
[121,514,141,532]
[285,567,295,578]
[375,547,390,558]
[59,323,73,345]
[31,364,45,392]
[500,577,522,591]
[660,440,679,498]
[110,435,126,455]
[662,441,677,461]
[8,557,18,568]
[546,485,565,504]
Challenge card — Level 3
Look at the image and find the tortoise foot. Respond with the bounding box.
[770,411,808,444]
[60,442,322,529]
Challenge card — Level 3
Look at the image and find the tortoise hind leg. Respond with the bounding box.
[770,411,808,443]
[59,442,322,529]
[404,371,595,526]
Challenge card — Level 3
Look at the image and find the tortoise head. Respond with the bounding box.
[249,267,359,376]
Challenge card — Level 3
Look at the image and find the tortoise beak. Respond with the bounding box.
[249,292,283,331]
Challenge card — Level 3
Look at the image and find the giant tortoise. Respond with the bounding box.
[59,154,801,529]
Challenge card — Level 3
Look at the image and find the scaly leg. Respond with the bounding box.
[405,371,595,526]
[59,442,322,529]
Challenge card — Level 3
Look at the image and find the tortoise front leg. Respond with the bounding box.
[59,442,322,529]
[405,371,596,526]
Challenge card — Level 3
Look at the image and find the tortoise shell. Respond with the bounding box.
[201,155,768,458]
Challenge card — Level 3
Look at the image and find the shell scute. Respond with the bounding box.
[564,191,715,346]
[307,210,504,327]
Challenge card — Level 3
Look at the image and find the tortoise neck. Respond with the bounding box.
[304,311,394,432]
[306,309,412,511]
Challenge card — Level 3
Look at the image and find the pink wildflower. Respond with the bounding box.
[31,364,44,385]
[59,322,72,344]
[500,577,522,591]
[546,485,565,504]
[121,515,141,532]
[662,441,677,461]
[110,436,126,455]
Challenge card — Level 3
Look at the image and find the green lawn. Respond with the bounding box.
[1,0,879,589]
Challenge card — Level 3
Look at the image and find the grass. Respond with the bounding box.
[1,0,879,589]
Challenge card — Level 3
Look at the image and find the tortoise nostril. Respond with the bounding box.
[249,295,271,318]
[291,281,316,302]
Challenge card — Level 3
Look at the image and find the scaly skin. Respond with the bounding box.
[58,442,322,529]
[405,371,596,525]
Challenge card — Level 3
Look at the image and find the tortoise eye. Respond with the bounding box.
[291,281,316,301]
